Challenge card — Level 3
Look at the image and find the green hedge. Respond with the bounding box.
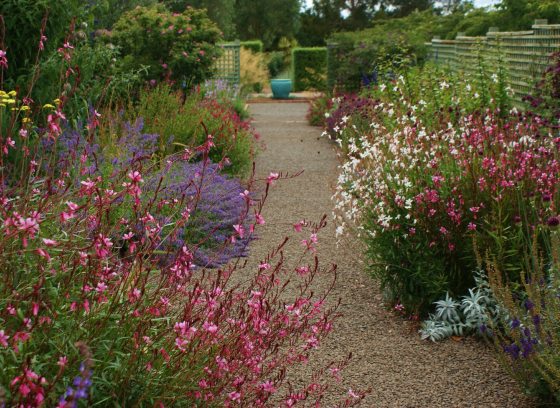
[240,40,264,54]
[291,47,327,91]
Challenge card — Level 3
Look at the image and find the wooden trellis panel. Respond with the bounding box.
[427,20,560,102]
[213,41,241,85]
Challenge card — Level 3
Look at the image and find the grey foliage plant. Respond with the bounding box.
[420,269,505,342]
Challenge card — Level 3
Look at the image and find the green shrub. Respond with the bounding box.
[110,4,222,86]
[133,85,255,176]
[30,41,145,117]
[240,40,263,54]
[306,93,332,126]
[0,0,84,83]
[326,9,467,91]
[292,47,327,91]
[267,51,285,78]
[329,64,558,315]
[327,35,418,92]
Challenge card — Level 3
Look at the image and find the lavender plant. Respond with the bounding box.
[57,116,252,267]
[487,232,560,403]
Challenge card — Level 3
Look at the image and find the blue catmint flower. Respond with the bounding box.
[59,363,92,407]
[504,343,520,359]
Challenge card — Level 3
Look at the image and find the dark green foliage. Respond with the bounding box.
[297,0,380,46]
[31,41,145,117]
[134,85,254,176]
[297,2,344,47]
[240,40,264,54]
[234,0,301,49]
[267,51,286,78]
[523,52,560,132]
[110,5,222,86]
[86,0,156,30]
[292,47,327,91]
[325,8,500,91]
[0,0,83,83]
[327,29,417,92]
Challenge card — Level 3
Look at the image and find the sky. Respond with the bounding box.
[303,0,502,11]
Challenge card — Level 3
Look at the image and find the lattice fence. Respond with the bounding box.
[212,41,241,85]
[427,20,560,101]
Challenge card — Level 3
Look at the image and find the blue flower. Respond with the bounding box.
[59,363,92,407]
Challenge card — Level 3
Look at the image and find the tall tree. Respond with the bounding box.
[383,0,433,17]
[234,0,301,49]
[297,0,345,46]
[438,0,465,13]
[162,0,236,39]
[297,0,379,46]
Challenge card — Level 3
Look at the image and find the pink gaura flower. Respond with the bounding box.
[233,224,245,239]
[128,288,141,303]
[0,50,7,69]
[267,172,279,185]
[57,356,68,368]
[42,238,57,247]
[128,170,144,184]
[295,266,310,276]
[0,329,9,347]
[94,234,113,258]
[39,34,47,51]
[203,321,218,334]
[227,391,240,402]
[348,388,360,399]
[255,213,265,225]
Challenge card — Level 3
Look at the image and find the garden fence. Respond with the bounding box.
[427,20,560,101]
[212,41,241,85]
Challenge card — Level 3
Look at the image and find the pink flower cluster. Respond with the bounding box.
[0,75,361,408]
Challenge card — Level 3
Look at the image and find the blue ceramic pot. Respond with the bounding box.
[270,79,292,99]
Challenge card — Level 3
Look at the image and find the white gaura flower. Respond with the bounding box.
[335,225,344,237]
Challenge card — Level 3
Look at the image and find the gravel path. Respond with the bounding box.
[247,102,535,407]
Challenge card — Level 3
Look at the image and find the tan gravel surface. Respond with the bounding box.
[247,102,536,407]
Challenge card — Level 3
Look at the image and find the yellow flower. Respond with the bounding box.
[43,103,55,109]
[8,90,17,97]
[20,105,30,111]
[22,117,32,124]
[4,99,16,105]
[54,98,62,105]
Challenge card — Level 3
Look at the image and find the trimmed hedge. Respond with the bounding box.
[291,47,327,91]
[240,40,264,54]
